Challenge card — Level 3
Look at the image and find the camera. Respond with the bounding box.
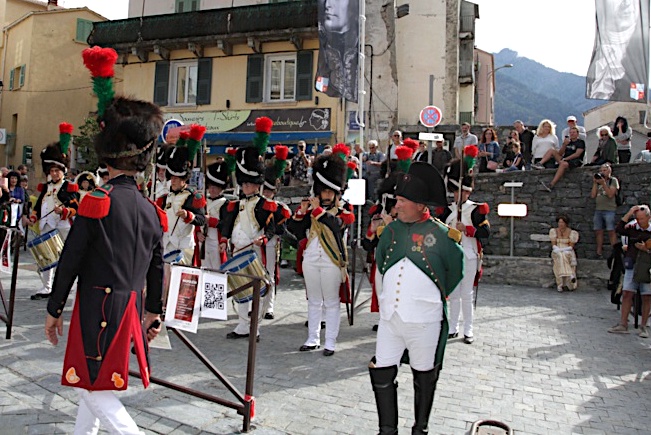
[594,172,603,180]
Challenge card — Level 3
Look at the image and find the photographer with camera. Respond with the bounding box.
[591,163,619,259]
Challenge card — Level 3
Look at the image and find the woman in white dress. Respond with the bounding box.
[550,214,580,292]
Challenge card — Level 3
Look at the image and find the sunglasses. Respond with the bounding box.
[600,134,608,137]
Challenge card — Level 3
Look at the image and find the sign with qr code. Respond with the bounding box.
[201,269,228,320]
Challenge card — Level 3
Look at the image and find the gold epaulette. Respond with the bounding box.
[433,217,462,243]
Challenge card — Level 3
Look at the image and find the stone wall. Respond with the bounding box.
[471,162,651,260]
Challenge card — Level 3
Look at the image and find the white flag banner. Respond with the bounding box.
[587,0,650,102]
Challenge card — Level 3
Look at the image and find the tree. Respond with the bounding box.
[74,117,100,172]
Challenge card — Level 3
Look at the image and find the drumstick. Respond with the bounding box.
[232,236,264,256]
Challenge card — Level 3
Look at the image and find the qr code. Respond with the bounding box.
[204,282,225,310]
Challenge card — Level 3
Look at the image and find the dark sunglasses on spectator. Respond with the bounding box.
[600,134,608,137]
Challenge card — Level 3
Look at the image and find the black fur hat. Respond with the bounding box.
[94,97,163,172]
[312,153,347,196]
[166,146,192,181]
[156,145,170,169]
[375,171,399,212]
[40,143,69,175]
[206,161,229,187]
[263,166,278,192]
[395,162,447,206]
[235,147,264,185]
[445,159,474,192]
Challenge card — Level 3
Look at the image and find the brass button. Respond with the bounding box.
[57,309,62,314]
[100,321,107,328]
[395,298,399,302]
[105,287,111,294]
[396,290,400,294]
[96,356,102,361]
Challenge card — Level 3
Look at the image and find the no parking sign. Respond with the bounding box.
[419,106,442,128]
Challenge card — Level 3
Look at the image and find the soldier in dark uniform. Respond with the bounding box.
[29,123,80,300]
[44,46,166,434]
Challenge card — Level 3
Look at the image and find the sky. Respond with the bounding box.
[62,0,598,77]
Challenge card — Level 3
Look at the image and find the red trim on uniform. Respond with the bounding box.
[66,183,79,193]
[311,207,324,217]
[296,238,307,275]
[227,200,236,212]
[147,198,168,232]
[478,203,490,215]
[434,206,445,216]
[155,196,165,208]
[183,211,194,224]
[281,205,291,219]
[369,204,379,216]
[262,199,278,212]
[37,183,45,193]
[339,210,355,225]
[60,208,69,220]
[465,225,476,237]
[208,216,219,228]
[192,193,206,209]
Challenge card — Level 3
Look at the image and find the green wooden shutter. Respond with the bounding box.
[18,65,25,87]
[246,55,264,103]
[9,69,14,90]
[153,61,170,106]
[76,19,92,43]
[196,58,212,105]
[296,51,313,101]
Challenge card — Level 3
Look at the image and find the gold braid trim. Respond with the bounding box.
[101,140,154,159]
[311,214,349,283]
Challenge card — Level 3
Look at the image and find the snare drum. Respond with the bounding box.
[220,251,269,303]
[163,249,183,264]
[27,229,64,272]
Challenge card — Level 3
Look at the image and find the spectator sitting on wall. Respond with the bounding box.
[502,130,520,169]
[531,119,559,169]
[591,163,620,259]
[504,142,524,172]
[589,126,618,166]
[514,120,534,169]
[539,126,585,192]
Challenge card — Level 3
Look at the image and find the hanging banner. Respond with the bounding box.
[586,0,650,101]
[315,0,359,102]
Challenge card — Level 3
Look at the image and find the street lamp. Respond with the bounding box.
[486,63,513,125]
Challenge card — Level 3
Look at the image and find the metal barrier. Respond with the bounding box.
[0,228,23,339]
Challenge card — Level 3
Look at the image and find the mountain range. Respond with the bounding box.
[492,48,605,129]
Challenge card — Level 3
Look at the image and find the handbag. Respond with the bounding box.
[633,251,651,283]
[486,160,498,171]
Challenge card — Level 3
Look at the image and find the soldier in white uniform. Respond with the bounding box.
[156,126,207,266]
[149,145,170,201]
[29,124,80,300]
[199,161,229,270]
[440,159,490,344]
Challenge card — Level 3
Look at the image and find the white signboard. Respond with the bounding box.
[164,266,202,333]
[0,129,6,145]
[201,269,228,320]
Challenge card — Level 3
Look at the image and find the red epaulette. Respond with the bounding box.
[192,192,206,209]
[78,185,113,219]
[478,203,490,215]
[262,199,278,212]
[147,198,168,232]
[369,204,379,216]
[155,195,165,209]
[37,183,45,193]
[339,208,355,225]
[227,200,237,212]
[66,182,79,193]
[280,203,292,219]
[345,202,354,212]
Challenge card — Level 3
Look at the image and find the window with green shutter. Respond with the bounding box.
[18,65,25,87]
[296,51,313,101]
[246,55,264,103]
[196,58,212,105]
[75,18,93,43]
[9,69,14,91]
[176,0,199,13]
[153,61,170,106]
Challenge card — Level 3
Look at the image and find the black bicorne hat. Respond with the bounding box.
[312,153,347,196]
[395,162,447,206]
[40,143,69,175]
[206,161,229,187]
[74,171,98,190]
[235,147,264,185]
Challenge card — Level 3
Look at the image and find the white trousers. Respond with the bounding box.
[375,312,440,371]
[302,260,342,351]
[38,223,69,293]
[74,389,143,435]
[448,257,478,337]
[202,238,222,270]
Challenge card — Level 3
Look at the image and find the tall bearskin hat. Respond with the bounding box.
[375,171,399,213]
[74,171,98,190]
[312,152,348,196]
[235,146,265,185]
[156,145,170,169]
[445,145,478,192]
[40,122,73,175]
[83,46,163,172]
[206,160,229,188]
[165,124,205,181]
[395,162,447,206]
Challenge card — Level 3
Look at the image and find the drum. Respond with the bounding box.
[220,251,269,303]
[27,229,64,272]
[163,249,183,264]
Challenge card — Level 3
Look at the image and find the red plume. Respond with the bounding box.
[403,138,419,152]
[255,117,273,134]
[395,145,414,161]
[347,161,358,170]
[332,143,350,157]
[179,131,190,140]
[82,46,118,78]
[275,145,289,161]
[59,122,74,134]
[188,124,206,141]
[464,145,479,158]
[226,147,237,156]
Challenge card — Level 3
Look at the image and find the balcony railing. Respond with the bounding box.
[89,0,318,51]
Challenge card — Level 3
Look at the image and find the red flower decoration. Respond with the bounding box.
[347,161,357,170]
[179,131,190,140]
[464,145,479,158]
[255,117,273,134]
[82,46,118,78]
[395,145,414,161]
[403,138,419,152]
[59,122,74,134]
[188,124,206,141]
[332,143,350,157]
[275,145,289,161]
[226,147,237,156]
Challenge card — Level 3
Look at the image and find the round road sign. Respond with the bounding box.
[419,106,442,128]
[160,119,184,143]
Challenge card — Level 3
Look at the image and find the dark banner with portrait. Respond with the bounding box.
[315,0,359,102]
[586,0,649,102]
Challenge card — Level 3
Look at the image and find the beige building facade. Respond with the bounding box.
[0,0,105,181]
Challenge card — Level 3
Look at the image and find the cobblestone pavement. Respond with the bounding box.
[2,250,651,435]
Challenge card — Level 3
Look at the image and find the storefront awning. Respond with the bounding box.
[205,131,333,154]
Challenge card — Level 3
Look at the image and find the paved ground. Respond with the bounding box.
[2,248,651,435]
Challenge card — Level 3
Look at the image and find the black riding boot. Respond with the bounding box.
[369,364,399,435]
[411,366,440,435]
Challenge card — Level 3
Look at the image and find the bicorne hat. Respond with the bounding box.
[395,161,447,206]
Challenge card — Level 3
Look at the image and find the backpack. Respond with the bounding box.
[608,177,624,207]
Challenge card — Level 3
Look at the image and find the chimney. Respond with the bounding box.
[47,0,58,11]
